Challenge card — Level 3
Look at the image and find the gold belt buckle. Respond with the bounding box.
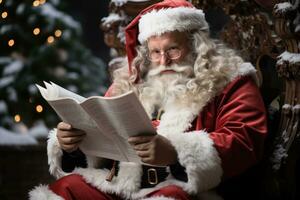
[147,168,158,185]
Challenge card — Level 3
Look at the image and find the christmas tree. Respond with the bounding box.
[0,0,108,133]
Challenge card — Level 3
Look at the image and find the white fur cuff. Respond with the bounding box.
[47,129,100,179]
[29,185,63,200]
[167,130,223,193]
[47,129,68,179]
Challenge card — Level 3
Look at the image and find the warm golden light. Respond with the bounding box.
[47,36,55,43]
[39,0,46,4]
[14,114,21,122]
[0,0,3,4]
[36,105,43,113]
[33,0,40,7]
[1,11,8,19]
[54,29,62,37]
[33,28,40,35]
[8,39,15,47]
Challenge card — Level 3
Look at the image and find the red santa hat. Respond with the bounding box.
[125,0,209,76]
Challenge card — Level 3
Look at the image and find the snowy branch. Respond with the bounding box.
[274,0,299,13]
[39,3,81,31]
[277,51,300,65]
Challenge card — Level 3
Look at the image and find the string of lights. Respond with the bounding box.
[2,0,60,123]
[2,0,64,49]
[0,0,107,128]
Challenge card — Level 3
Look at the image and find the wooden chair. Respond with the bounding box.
[101,0,300,199]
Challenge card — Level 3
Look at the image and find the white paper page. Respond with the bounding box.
[44,81,58,99]
[82,91,156,163]
[81,99,135,162]
[37,82,131,161]
[90,92,156,138]
[48,98,124,160]
[36,82,86,103]
[36,84,49,100]
[51,82,86,103]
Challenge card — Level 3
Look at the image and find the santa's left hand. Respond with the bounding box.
[128,134,177,166]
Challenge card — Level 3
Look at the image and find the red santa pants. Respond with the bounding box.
[49,174,191,200]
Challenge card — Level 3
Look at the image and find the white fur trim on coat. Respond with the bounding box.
[138,7,209,43]
[29,185,63,200]
[47,129,68,179]
[235,62,258,85]
[165,130,222,192]
[142,197,175,200]
[74,162,143,199]
[156,108,222,193]
[47,129,99,179]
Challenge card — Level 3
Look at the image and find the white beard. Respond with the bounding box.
[137,63,194,118]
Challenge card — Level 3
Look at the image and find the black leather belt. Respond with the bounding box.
[104,161,170,188]
[141,165,169,188]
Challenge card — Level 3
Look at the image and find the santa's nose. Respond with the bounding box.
[159,54,172,66]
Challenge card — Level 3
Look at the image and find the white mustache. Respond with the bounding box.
[148,64,192,77]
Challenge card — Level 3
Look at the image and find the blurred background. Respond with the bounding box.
[0,0,111,199]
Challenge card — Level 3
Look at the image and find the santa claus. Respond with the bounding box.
[30,0,267,199]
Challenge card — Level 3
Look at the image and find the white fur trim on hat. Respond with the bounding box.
[138,7,209,43]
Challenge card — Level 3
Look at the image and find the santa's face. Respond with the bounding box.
[138,31,195,110]
[146,31,192,77]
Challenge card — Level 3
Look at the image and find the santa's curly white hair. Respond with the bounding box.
[110,30,246,116]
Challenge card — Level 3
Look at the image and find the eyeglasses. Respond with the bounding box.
[147,47,182,62]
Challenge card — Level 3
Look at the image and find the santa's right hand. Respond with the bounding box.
[56,122,86,153]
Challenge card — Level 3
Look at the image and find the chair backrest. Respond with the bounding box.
[101,1,300,199]
[193,2,299,199]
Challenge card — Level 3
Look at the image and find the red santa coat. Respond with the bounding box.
[29,63,267,200]
[147,75,267,180]
[194,75,267,178]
